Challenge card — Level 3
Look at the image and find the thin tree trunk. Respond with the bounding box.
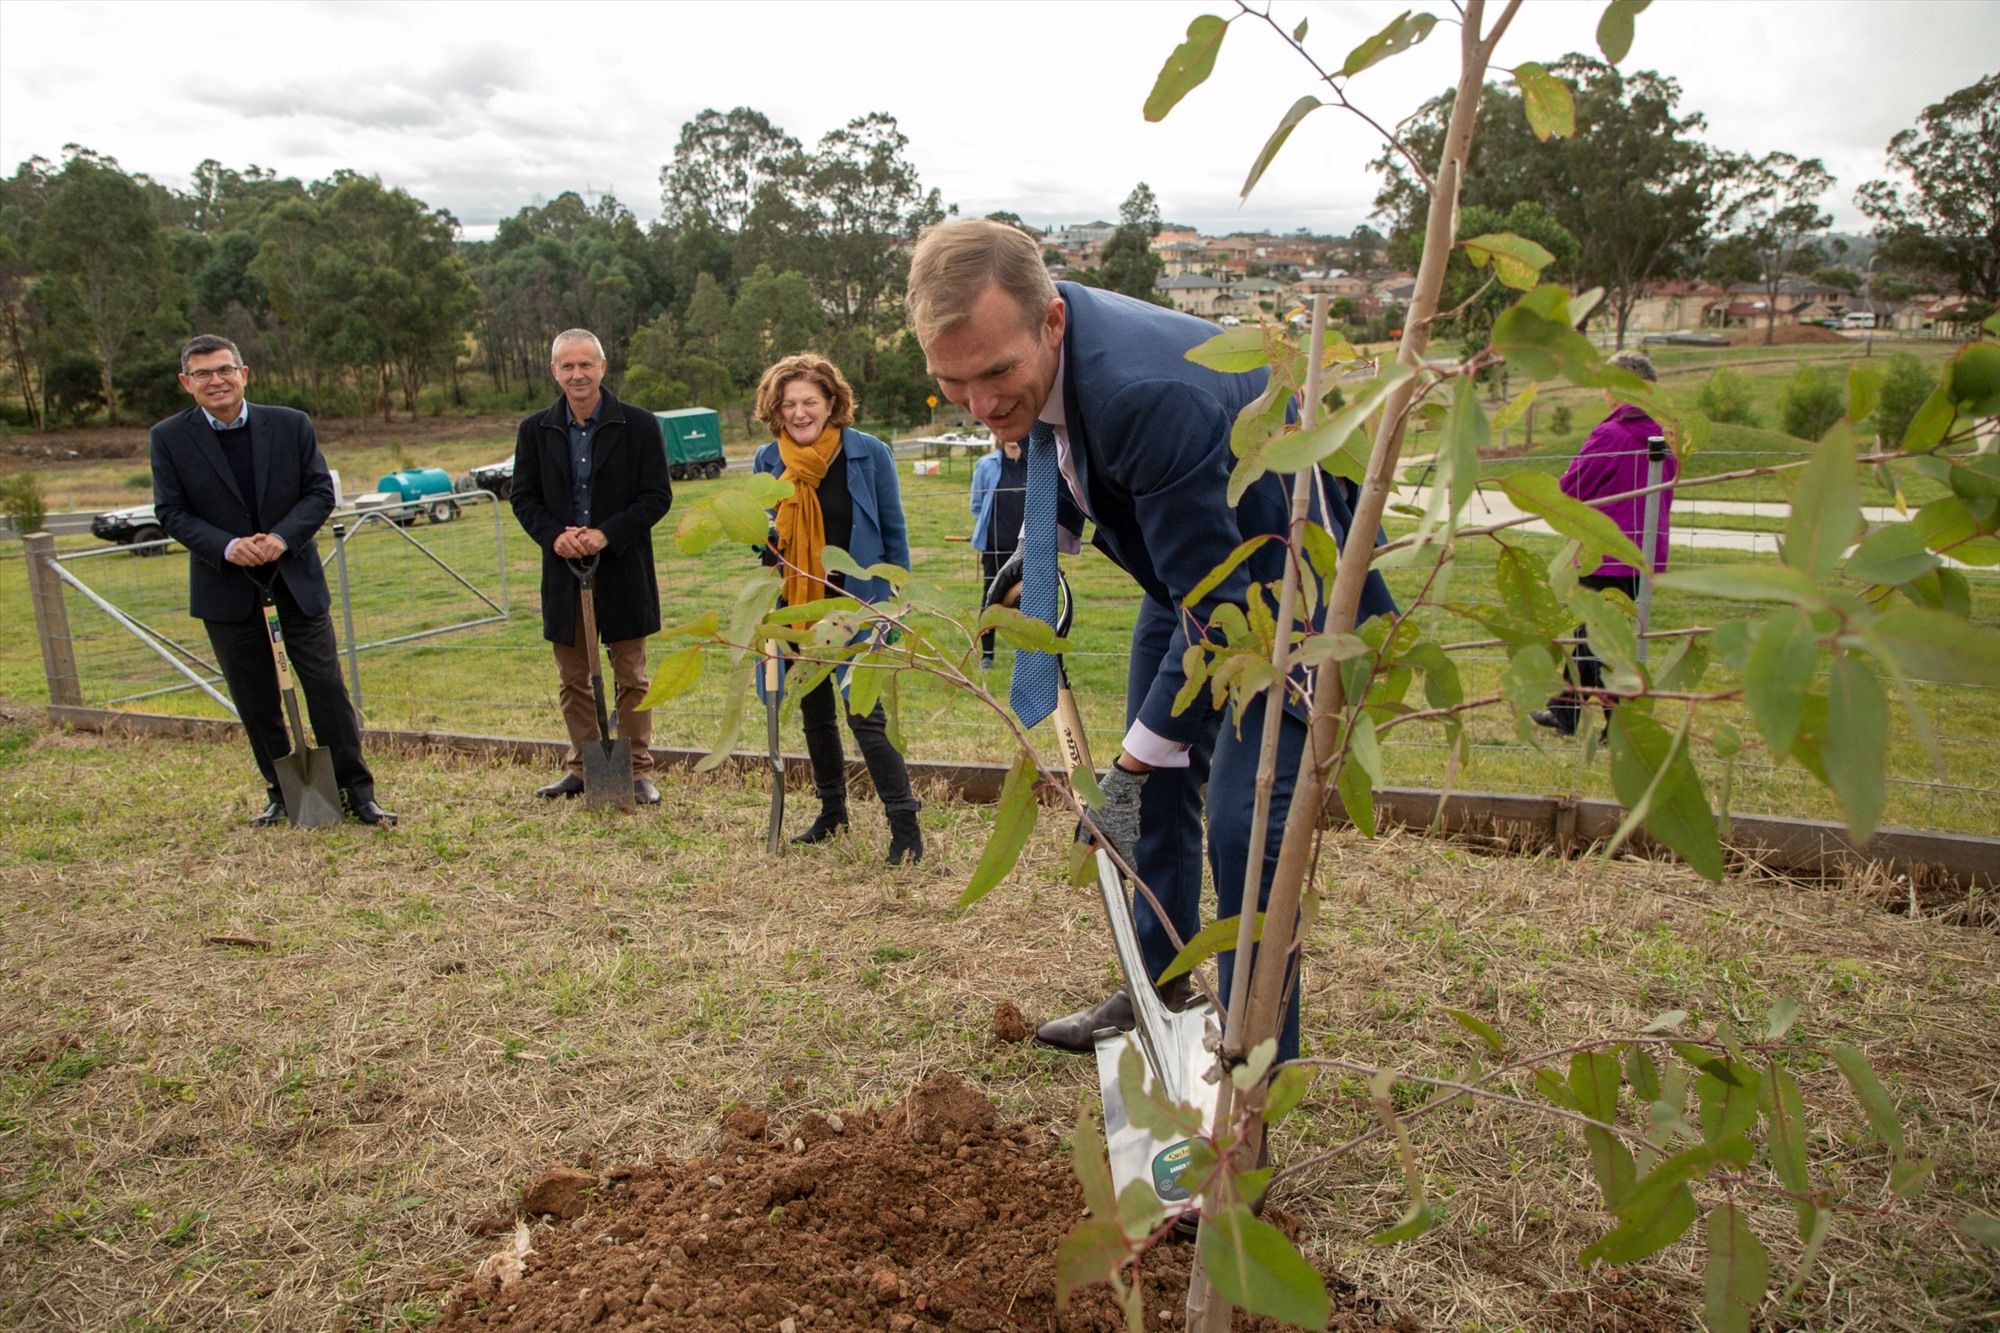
[1240,0,1520,1118]
[2,302,41,430]
[1192,1,1522,1323]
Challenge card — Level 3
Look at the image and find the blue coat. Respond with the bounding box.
[1052,281,1396,743]
[150,403,336,622]
[968,448,1003,551]
[752,428,909,607]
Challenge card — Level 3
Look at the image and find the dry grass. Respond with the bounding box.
[1,718,1994,1331]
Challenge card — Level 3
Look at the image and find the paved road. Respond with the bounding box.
[12,512,99,538]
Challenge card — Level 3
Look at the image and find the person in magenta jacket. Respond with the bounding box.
[1533,350,1677,737]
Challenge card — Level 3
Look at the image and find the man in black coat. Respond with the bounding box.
[511,329,674,802]
[149,334,394,826]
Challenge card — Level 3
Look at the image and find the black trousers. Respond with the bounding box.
[1546,572,1641,734]
[978,547,1014,655]
[204,580,373,805]
[798,675,917,816]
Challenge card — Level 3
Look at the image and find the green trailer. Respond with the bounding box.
[655,408,726,480]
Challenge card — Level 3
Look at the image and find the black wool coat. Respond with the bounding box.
[150,403,337,622]
[510,388,673,646]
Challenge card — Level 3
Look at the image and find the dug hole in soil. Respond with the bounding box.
[440,1070,1405,1332]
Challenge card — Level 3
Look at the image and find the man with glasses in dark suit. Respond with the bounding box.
[149,334,394,826]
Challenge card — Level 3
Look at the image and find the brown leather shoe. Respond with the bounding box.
[1033,977,1195,1053]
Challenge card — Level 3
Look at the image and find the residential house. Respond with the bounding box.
[1711,279,1855,330]
[1154,273,1230,317]
[1156,240,1210,278]
[1620,280,1728,334]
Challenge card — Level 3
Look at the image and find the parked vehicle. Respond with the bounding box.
[457,458,514,500]
[657,408,726,480]
[1843,311,1878,329]
[91,502,168,552]
[354,468,458,525]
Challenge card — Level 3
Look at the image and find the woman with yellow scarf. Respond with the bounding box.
[751,354,922,865]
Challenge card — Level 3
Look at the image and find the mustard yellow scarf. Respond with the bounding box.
[774,424,844,610]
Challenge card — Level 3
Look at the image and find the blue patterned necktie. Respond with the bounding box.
[1011,420,1060,727]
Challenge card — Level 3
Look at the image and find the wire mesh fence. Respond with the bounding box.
[34,447,2000,836]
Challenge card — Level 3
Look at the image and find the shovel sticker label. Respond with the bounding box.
[1151,1138,1196,1202]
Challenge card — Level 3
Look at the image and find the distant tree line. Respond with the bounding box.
[2,73,1991,431]
[1370,62,1998,350]
[0,106,953,434]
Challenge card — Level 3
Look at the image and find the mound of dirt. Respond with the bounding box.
[440,1073,1399,1332]
[1720,323,1852,346]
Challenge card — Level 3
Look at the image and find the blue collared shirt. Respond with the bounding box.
[565,398,600,526]
[203,401,250,430]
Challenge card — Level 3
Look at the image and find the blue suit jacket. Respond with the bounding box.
[752,428,909,606]
[149,403,335,622]
[1052,281,1396,742]
[968,448,1003,551]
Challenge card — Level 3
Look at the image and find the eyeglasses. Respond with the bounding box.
[185,366,244,384]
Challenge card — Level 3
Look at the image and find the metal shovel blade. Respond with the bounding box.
[582,738,634,812]
[1095,1002,1220,1206]
[275,743,344,829]
[1085,842,1221,1205]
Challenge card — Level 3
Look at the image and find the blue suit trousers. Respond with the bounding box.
[1127,594,1306,1065]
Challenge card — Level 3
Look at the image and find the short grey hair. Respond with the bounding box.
[1607,350,1657,382]
[179,334,243,374]
[550,328,605,362]
[906,220,1058,347]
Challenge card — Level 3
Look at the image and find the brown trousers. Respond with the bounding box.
[552,604,654,779]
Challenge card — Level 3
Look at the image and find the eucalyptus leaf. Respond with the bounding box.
[958,749,1038,907]
[1241,96,1324,200]
[1199,1204,1333,1326]
[1596,0,1651,63]
[1704,1200,1769,1333]
[1145,15,1230,122]
[636,644,704,710]
[1339,9,1436,77]
[1829,1044,1904,1158]
[1824,650,1888,842]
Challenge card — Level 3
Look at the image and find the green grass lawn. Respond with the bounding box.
[1,723,1994,1330]
[7,432,1995,836]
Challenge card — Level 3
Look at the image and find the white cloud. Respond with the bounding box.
[4,0,1995,234]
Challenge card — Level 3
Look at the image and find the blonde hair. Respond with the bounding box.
[905,219,1057,346]
[754,353,857,439]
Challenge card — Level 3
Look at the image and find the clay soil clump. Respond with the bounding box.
[441,1073,1397,1332]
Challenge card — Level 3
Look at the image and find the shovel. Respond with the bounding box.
[570,557,635,813]
[1050,659,1220,1209]
[763,640,785,855]
[248,570,343,829]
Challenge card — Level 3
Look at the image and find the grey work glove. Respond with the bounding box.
[1086,764,1147,873]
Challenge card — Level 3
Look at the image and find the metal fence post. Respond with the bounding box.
[1635,434,1667,663]
[333,522,363,719]
[491,491,509,613]
[24,532,84,709]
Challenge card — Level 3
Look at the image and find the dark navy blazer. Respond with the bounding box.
[149,403,336,623]
[1052,281,1396,743]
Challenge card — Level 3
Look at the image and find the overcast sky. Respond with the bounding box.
[3,0,1995,241]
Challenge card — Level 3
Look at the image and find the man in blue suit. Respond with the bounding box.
[150,334,393,826]
[907,220,1394,1064]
